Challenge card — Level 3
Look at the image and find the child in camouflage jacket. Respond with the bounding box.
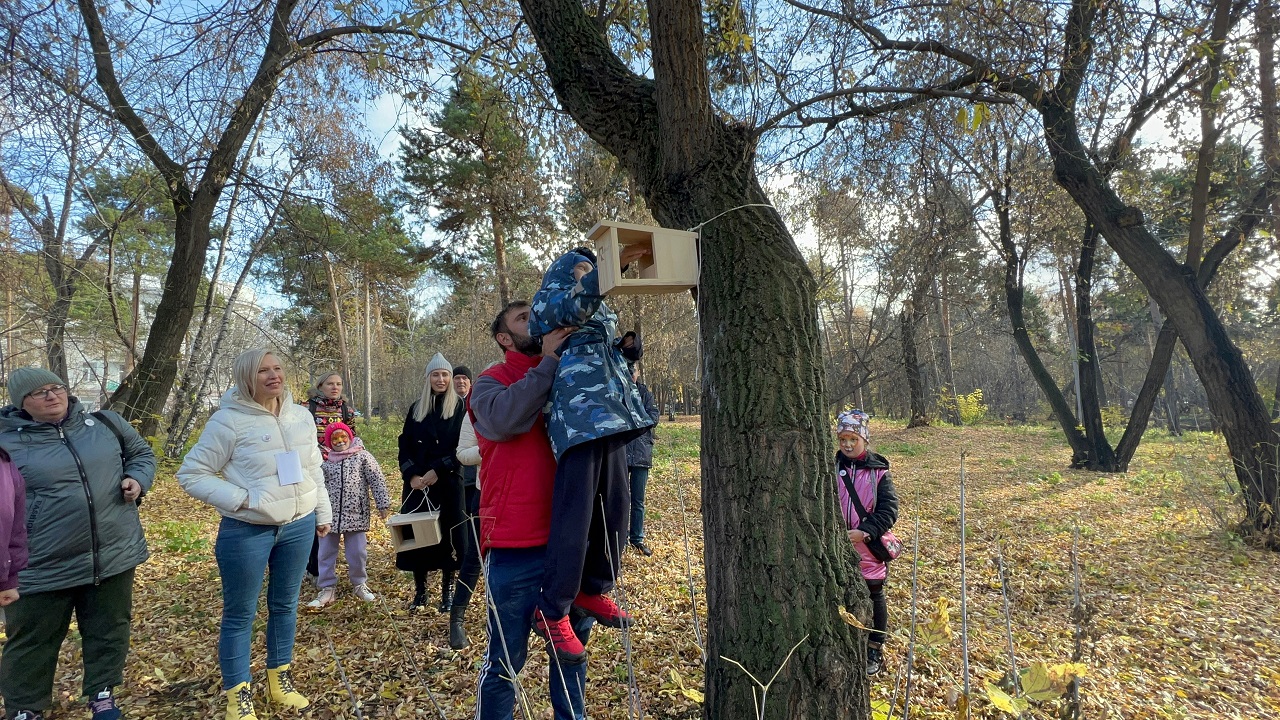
[526,247,654,663]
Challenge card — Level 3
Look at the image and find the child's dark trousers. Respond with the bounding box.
[538,435,630,619]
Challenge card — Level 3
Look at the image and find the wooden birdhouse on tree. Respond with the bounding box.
[589,219,699,295]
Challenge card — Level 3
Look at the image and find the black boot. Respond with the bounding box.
[438,570,455,613]
[409,571,427,611]
[449,603,470,650]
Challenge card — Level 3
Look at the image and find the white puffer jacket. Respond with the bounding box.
[179,388,333,527]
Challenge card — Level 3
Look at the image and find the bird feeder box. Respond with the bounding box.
[386,510,442,553]
[589,220,699,295]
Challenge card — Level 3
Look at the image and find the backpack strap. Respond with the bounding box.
[838,463,879,526]
[92,411,127,462]
[92,411,143,506]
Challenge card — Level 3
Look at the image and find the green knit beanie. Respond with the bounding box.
[8,367,65,406]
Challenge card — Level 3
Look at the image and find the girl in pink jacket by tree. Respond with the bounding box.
[834,410,899,678]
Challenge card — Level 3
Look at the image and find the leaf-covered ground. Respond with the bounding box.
[12,419,1280,719]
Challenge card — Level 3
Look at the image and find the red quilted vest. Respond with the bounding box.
[472,351,558,553]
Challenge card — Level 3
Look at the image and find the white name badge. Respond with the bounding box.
[276,451,305,486]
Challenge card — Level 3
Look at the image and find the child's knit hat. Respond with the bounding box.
[323,421,355,449]
[425,352,452,376]
[836,409,870,442]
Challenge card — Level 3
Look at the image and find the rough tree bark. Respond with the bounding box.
[994,176,1090,466]
[1073,224,1118,469]
[519,0,866,716]
[1028,0,1277,531]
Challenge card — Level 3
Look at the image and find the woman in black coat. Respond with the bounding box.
[396,353,466,611]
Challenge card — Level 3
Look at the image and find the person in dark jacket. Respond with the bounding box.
[0,367,156,720]
[834,409,899,678]
[448,365,483,649]
[397,353,466,614]
[624,363,659,557]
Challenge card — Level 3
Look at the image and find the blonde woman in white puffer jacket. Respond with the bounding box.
[178,348,332,720]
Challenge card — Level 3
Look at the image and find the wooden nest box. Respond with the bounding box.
[386,510,442,553]
[590,220,699,295]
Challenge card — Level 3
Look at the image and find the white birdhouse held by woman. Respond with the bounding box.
[589,220,700,295]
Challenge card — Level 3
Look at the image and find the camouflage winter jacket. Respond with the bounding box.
[529,250,655,459]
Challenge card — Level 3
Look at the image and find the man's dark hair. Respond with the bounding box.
[491,301,531,341]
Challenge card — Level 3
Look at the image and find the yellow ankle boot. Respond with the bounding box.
[225,682,258,720]
[266,665,310,709]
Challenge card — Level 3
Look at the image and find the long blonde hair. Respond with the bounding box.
[413,369,460,422]
[233,347,285,414]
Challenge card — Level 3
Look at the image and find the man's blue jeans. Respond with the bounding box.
[628,466,650,544]
[476,546,593,720]
[214,513,315,688]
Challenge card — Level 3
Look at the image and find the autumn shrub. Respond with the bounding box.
[953,389,988,425]
[1099,405,1126,428]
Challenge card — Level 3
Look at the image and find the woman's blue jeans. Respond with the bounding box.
[214,513,316,688]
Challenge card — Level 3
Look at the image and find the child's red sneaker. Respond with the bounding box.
[573,592,633,628]
[532,608,588,664]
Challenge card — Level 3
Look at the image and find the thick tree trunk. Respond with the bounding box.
[1073,224,1118,469]
[996,190,1089,466]
[1040,99,1278,532]
[519,0,867,715]
[106,206,215,435]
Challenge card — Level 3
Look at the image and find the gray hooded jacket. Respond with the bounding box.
[0,398,155,593]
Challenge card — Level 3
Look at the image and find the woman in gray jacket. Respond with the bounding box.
[0,367,155,720]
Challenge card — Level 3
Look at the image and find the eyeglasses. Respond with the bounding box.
[26,384,68,400]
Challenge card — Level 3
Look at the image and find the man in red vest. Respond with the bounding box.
[468,301,586,720]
